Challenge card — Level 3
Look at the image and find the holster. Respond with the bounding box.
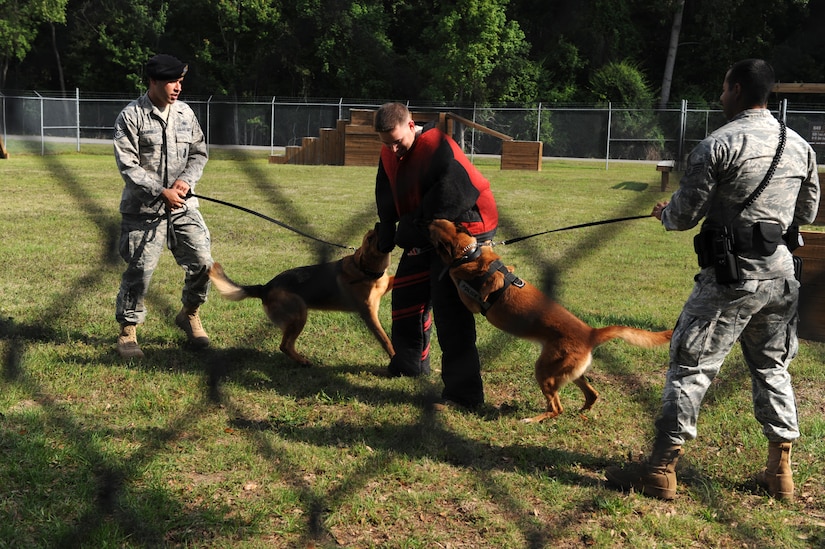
[694,226,740,284]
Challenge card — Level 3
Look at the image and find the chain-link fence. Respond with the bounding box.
[1,90,823,164]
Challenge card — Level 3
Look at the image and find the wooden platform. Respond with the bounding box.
[501,140,543,170]
[795,170,825,342]
[344,116,381,166]
[796,231,825,341]
[270,108,542,170]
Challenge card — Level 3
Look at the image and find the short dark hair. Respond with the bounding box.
[726,59,775,107]
[374,102,410,132]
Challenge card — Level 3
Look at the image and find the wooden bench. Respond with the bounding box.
[656,160,675,191]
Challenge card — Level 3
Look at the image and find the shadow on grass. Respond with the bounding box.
[0,338,253,545]
[6,150,805,547]
[612,180,650,192]
[217,361,605,548]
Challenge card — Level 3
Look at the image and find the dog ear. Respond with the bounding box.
[479,270,505,302]
[452,222,471,236]
[433,238,455,262]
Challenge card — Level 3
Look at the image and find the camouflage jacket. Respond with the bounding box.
[113,93,208,216]
[662,109,820,278]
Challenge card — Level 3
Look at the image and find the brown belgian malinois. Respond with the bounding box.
[428,219,672,422]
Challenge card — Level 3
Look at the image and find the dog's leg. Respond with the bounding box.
[573,376,599,413]
[522,403,563,424]
[278,319,311,366]
[522,358,565,423]
[359,297,395,358]
[263,289,312,366]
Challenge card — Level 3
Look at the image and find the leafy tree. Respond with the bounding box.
[60,0,168,94]
[588,60,654,107]
[168,0,288,97]
[0,0,68,88]
[412,0,540,104]
[1,0,823,107]
[277,0,396,98]
[666,0,817,105]
[589,60,664,159]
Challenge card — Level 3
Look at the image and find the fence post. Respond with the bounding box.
[34,91,44,155]
[536,102,542,142]
[206,95,212,150]
[270,96,276,156]
[76,88,81,153]
[470,103,477,162]
[605,101,612,170]
[1,92,6,151]
[678,99,687,169]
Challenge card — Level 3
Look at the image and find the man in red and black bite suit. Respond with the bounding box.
[374,102,498,410]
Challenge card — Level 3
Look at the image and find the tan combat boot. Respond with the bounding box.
[755,441,794,502]
[605,444,683,500]
[175,305,210,349]
[117,323,144,359]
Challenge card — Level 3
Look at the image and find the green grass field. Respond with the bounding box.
[1,146,823,547]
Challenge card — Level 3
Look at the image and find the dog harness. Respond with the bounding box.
[456,258,525,316]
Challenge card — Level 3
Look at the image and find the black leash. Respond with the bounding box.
[190,193,355,250]
[496,214,652,246]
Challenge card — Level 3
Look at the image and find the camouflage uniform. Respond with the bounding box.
[658,108,819,445]
[113,93,212,325]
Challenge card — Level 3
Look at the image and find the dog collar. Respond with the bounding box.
[358,266,386,280]
[338,259,385,282]
[450,239,482,269]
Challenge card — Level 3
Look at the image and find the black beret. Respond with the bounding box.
[146,54,189,81]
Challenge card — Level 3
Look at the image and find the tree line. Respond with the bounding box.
[2,0,825,107]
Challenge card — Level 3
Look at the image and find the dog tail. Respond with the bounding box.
[592,326,673,349]
[208,262,267,301]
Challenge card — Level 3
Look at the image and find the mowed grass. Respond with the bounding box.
[1,144,824,548]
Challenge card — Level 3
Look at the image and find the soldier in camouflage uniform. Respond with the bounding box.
[605,59,820,501]
[113,54,214,358]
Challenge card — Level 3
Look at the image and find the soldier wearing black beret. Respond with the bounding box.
[113,53,213,358]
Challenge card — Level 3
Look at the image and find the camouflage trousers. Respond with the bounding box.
[655,270,801,445]
[116,208,213,326]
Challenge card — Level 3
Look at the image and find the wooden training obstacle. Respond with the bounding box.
[794,171,825,342]
[269,109,543,170]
